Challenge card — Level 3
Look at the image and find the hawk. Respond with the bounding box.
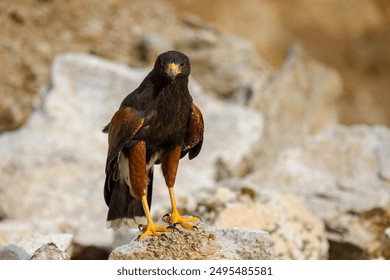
[103,51,204,238]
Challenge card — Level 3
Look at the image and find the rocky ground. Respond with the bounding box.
[1,0,390,260]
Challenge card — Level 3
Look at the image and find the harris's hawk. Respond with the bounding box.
[103,51,204,238]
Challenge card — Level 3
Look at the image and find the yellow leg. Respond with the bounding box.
[138,195,170,239]
[161,146,198,230]
[163,187,197,230]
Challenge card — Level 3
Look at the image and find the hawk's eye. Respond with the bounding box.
[180,63,186,69]
[161,61,166,67]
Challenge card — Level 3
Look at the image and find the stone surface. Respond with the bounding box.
[190,181,328,260]
[216,196,327,260]
[0,53,263,250]
[109,220,275,260]
[0,218,80,252]
[248,44,342,170]
[249,124,390,220]
[0,233,72,260]
[175,18,270,98]
[327,208,390,259]
[382,227,390,260]
[378,138,390,182]
[30,242,70,260]
[0,245,29,260]
[248,124,390,259]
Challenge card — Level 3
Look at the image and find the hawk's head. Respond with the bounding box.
[154,50,191,82]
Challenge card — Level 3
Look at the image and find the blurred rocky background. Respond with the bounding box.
[0,0,389,260]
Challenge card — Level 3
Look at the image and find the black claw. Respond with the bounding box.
[136,235,141,242]
[168,225,181,233]
[193,225,199,232]
[161,213,171,221]
[138,224,144,231]
[192,215,202,222]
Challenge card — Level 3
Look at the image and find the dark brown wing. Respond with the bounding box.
[182,103,204,160]
[103,106,144,174]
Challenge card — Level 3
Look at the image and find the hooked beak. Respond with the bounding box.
[165,63,181,80]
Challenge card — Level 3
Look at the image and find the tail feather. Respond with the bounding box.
[105,167,154,229]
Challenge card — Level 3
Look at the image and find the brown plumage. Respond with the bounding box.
[103,50,204,238]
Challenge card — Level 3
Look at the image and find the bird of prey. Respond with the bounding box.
[103,50,204,239]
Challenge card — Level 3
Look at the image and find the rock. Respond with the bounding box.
[0,93,34,132]
[378,137,390,182]
[382,227,390,260]
[30,242,70,260]
[0,233,72,260]
[0,245,29,260]
[192,181,328,260]
[0,218,73,249]
[248,124,390,259]
[327,209,390,260]
[0,217,109,260]
[189,81,263,180]
[136,33,174,64]
[250,124,390,220]
[248,44,342,168]
[215,227,275,260]
[0,53,263,250]
[176,18,270,99]
[251,44,342,130]
[109,220,275,260]
[0,56,39,132]
[128,14,271,101]
[216,196,328,260]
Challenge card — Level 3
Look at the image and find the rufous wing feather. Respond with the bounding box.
[103,107,144,173]
[182,103,204,160]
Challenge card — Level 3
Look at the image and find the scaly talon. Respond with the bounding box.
[138,222,170,239]
[164,212,198,230]
[162,187,199,231]
[136,195,170,239]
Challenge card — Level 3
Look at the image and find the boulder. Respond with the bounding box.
[0,51,39,132]
[188,181,328,260]
[0,219,73,249]
[327,208,390,259]
[215,195,328,260]
[109,220,275,260]
[30,242,70,260]
[0,233,72,260]
[175,16,270,99]
[382,227,390,260]
[248,124,390,259]
[248,44,342,168]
